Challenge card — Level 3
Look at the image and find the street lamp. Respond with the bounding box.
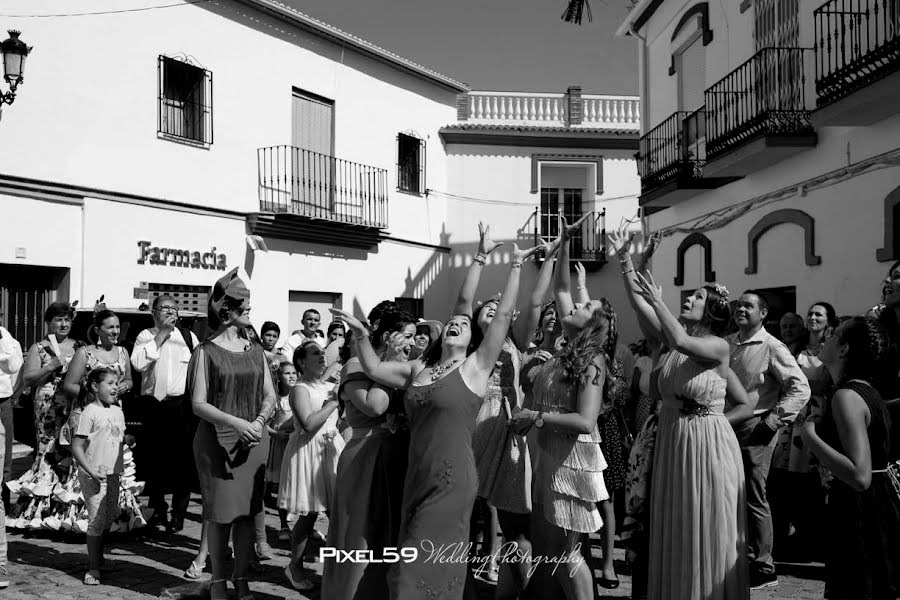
[1,30,32,106]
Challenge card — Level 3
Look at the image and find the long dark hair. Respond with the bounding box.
[692,285,731,338]
[558,298,618,397]
[473,299,521,351]
[533,301,559,348]
[837,317,891,387]
[370,309,416,352]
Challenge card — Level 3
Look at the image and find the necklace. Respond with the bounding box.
[431,358,461,381]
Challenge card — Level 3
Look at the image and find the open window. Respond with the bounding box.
[158,56,213,146]
[397,133,426,195]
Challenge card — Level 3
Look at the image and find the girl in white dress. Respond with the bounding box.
[278,341,345,591]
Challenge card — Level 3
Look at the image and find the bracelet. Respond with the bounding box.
[253,415,266,426]
[512,262,523,269]
[473,254,487,266]
[576,285,587,291]
[621,268,635,275]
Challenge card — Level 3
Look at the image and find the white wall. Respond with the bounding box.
[647,113,900,317]
[0,0,458,246]
[443,143,644,344]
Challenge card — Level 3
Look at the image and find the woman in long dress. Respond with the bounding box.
[322,309,415,600]
[611,229,752,600]
[329,237,538,600]
[187,268,277,600]
[7,302,84,530]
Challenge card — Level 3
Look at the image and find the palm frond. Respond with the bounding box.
[561,0,592,24]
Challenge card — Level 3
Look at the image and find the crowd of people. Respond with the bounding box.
[0,219,898,600]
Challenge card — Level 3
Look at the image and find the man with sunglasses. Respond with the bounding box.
[131,295,199,533]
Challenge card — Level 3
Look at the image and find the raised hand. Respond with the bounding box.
[639,231,662,269]
[559,214,590,238]
[328,308,367,338]
[608,227,637,260]
[574,262,587,289]
[478,222,504,256]
[632,270,664,306]
[512,243,541,264]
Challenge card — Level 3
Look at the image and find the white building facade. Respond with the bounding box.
[619,0,900,325]
[0,0,643,349]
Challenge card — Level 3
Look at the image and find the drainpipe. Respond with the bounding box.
[630,23,651,238]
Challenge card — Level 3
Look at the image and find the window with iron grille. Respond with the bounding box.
[158,56,213,146]
[397,133,425,195]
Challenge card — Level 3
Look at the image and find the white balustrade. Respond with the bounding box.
[465,91,640,130]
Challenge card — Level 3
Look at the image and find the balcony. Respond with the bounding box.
[533,208,607,270]
[703,47,818,178]
[637,109,740,211]
[813,0,900,125]
[464,91,640,130]
[250,145,388,249]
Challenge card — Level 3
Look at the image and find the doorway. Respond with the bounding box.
[287,291,342,338]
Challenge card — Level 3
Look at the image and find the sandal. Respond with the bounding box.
[183,560,204,579]
[209,578,228,600]
[232,577,255,600]
[83,571,101,586]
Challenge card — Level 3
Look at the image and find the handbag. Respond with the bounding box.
[616,406,635,451]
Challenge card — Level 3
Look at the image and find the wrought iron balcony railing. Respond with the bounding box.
[705,47,813,161]
[534,208,607,263]
[814,0,900,106]
[257,145,388,229]
[638,110,705,192]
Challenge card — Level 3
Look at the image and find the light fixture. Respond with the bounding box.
[1,30,32,106]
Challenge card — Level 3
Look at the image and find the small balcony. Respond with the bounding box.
[250,145,388,249]
[533,208,607,270]
[813,0,900,126]
[464,91,641,130]
[637,109,740,211]
[703,47,818,178]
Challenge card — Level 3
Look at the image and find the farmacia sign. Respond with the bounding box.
[137,241,227,270]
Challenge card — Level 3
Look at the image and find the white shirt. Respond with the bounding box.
[75,402,126,474]
[280,330,325,362]
[0,326,24,399]
[131,327,199,401]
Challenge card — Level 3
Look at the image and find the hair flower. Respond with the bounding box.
[711,283,730,301]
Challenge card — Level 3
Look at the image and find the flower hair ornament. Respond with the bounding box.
[709,283,730,302]
[93,295,107,314]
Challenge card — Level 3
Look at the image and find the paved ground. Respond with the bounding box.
[2,453,826,600]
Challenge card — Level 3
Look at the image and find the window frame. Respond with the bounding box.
[396,132,426,195]
[157,55,214,147]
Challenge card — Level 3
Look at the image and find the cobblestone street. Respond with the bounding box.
[2,448,827,600]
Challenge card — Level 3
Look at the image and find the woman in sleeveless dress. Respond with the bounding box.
[187,268,277,600]
[61,309,145,534]
[280,341,345,591]
[8,302,84,531]
[322,310,415,600]
[798,316,900,600]
[460,229,559,591]
[329,235,539,600]
[610,228,753,600]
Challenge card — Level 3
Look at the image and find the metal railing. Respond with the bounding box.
[814,0,900,106]
[705,47,812,160]
[258,146,388,228]
[637,110,705,191]
[533,209,607,263]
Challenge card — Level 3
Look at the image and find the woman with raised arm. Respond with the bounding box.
[456,225,557,590]
[329,240,538,600]
[508,215,611,600]
[611,228,751,600]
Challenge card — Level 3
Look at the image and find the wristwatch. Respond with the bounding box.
[534,412,545,429]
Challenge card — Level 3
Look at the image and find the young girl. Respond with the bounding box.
[279,341,345,591]
[268,361,297,541]
[69,367,126,586]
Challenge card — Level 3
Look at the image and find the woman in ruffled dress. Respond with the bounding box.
[321,308,415,600]
[60,308,144,534]
[7,302,84,530]
[509,217,613,600]
[798,316,900,600]
[611,228,753,600]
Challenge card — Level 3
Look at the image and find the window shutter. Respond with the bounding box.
[678,37,706,112]
[292,91,334,156]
